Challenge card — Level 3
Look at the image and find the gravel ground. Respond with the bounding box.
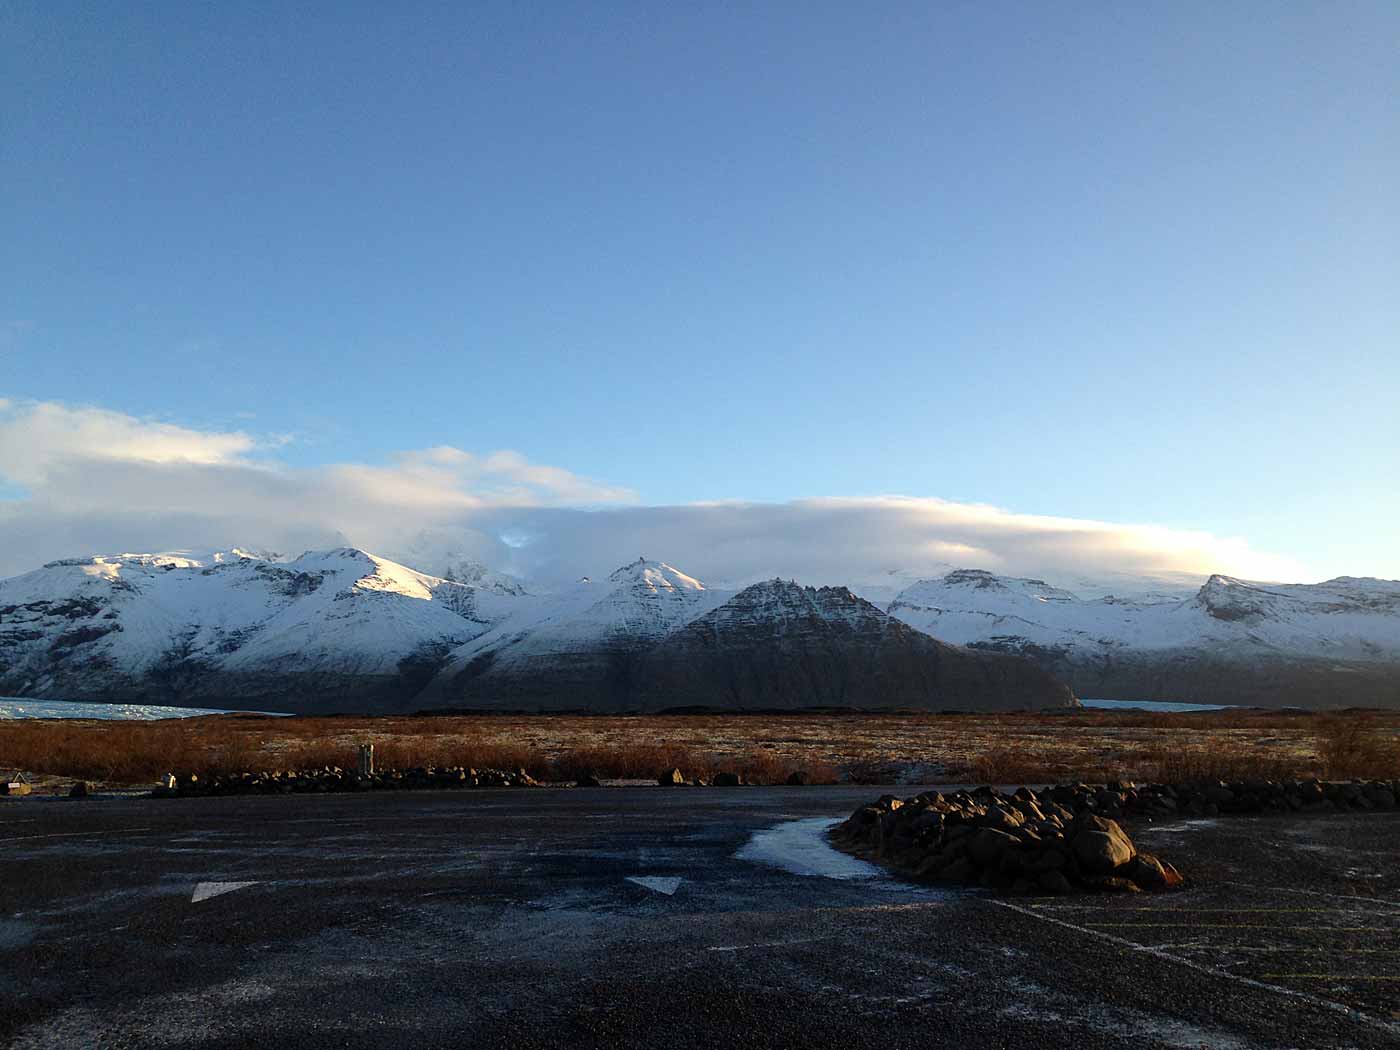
[3,787,1399,1049]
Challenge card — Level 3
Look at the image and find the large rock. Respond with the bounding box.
[1070,814,1135,874]
[968,828,1020,868]
[1125,852,1182,890]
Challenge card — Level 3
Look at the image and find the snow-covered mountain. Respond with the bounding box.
[0,548,516,711]
[432,558,529,597]
[0,549,1077,713]
[419,558,734,709]
[388,530,531,597]
[5,548,1396,712]
[887,569,1400,709]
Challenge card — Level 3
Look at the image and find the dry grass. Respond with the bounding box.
[2,707,1398,791]
[1316,715,1400,779]
[0,716,840,787]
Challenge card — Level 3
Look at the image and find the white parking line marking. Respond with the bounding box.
[993,900,1400,1039]
[1263,974,1400,982]
[0,827,153,843]
[1230,884,1400,911]
[1032,906,1395,914]
[626,876,683,895]
[191,881,259,903]
[1159,952,1400,957]
[1085,923,1396,932]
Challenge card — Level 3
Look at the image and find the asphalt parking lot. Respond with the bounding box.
[3,787,1399,1049]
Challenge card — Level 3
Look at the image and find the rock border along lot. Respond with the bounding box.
[147,763,776,797]
[152,764,544,796]
[127,767,1400,812]
[831,778,1400,894]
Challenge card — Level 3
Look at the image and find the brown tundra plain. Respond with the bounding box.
[4,708,1399,794]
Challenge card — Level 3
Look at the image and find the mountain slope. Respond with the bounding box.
[638,579,1076,711]
[419,559,733,709]
[887,569,1400,709]
[0,548,516,710]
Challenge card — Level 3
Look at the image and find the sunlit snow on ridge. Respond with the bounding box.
[0,697,290,720]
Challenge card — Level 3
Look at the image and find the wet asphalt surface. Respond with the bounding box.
[3,787,1400,1050]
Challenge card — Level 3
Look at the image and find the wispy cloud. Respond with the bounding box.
[0,398,1312,588]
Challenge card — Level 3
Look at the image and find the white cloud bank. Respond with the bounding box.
[0,399,1315,591]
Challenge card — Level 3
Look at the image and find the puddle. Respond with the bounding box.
[735,817,885,880]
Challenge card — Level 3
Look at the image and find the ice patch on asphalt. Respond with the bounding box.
[736,817,884,880]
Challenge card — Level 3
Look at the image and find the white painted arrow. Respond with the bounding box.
[191,881,258,903]
[626,875,683,896]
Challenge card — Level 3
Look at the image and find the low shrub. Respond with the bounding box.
[547,743,699,781]
[1316,716,1400,779]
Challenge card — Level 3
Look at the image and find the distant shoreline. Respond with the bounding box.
[9,695,1235,721]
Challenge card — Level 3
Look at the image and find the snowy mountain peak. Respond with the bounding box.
[435,558,528,597]
[750,578,864,604]
[943,568,1005,589]
[888,570,1080,620]
[42,548,273,573]
[1193,574,1265,622]
[606,558,706,593]
[705,579,884,631]
[384,529,530,598]
[935,569,1078,601]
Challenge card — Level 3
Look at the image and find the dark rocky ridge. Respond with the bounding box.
[633,580,1075,712]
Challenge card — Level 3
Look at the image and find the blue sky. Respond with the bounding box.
[2,3,1397,582]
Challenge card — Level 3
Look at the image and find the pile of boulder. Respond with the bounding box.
[151,765,539,798]
[151,763,811,797]
[832,777,1400,894]
[831,785,1183,895]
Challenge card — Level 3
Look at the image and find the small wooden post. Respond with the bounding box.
[358,744,375,776]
